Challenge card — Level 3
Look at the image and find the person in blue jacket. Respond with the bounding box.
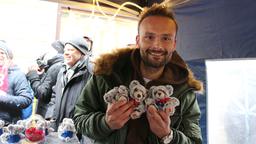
[0,41,33,124]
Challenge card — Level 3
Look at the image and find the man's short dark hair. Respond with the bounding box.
[138,3,178,34]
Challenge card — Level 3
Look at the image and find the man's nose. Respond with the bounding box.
[152,37,161,47]
[64,51,70,55]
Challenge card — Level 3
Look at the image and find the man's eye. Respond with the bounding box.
[145,35,154,40]
[162,36,172,41]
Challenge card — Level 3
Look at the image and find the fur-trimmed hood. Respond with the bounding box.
[93,47,203,92]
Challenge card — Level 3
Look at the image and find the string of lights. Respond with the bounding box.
[94,0,143,20]
[161,0,191,8]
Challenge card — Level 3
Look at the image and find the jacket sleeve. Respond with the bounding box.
[0,72,33,109]
[26,64,60,103]
[44,85,56,120]
[73,75,114,140]
[170,91,202,144]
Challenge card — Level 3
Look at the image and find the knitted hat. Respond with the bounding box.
[65,37,90,55]
[51,40,65,54]
[0,41,13,59]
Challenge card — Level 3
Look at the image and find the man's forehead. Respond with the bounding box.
[139,17,176,33]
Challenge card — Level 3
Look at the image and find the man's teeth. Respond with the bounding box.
[149,51,163,56]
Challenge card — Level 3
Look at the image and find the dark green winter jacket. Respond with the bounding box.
[74,48,203,144]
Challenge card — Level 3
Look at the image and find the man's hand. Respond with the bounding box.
[28,65,44,75]
[105,100,134,130]
[147,105,172,138]
[28,65,39,71]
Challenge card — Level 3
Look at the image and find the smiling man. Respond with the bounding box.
[45,36,92,133]
[74,3,203,144]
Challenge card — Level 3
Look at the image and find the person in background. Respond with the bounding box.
[26,41,64,118]
[82,36,94,74]
[0,41,33,124]
[51,40,65,54]
[73,3,203,144]
[45,36,92,131]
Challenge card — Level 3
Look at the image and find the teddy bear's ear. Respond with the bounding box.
[119,85,127,92]
[16,120,22,126]
[112,87,119,93]
[166,85,174,96]
[109,87,118,94]
[63,118,70,123]
[0,120,5,126]
[129,80,139,89]
[8,125,14,132]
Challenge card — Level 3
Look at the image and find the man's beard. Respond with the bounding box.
[140,49,171,68]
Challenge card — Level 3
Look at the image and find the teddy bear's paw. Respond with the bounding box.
[130,112,140,119]
[118,96,128,102]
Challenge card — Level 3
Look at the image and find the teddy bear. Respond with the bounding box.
[0,124,25,144]
[44,120,54,136]
[0,120,4,136]
[103,85,129,104]
[23,114,50,142]
[146,85,180,116]
[129,80,148,119]
[16,119,29,134]
[57,118,76,142]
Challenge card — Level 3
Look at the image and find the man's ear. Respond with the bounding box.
[172,39,177,51]
[136,35,140,47]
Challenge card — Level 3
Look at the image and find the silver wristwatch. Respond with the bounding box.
[161,130,173,144]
